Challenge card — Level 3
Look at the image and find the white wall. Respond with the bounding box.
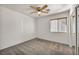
[0,6,35,50]
[35,11,71,45]
[0,6,79,50]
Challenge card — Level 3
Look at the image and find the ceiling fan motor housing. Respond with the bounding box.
[37,7,41,11]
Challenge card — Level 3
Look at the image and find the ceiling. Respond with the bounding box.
[0,4,72,18]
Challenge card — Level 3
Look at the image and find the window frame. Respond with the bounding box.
[50,17,67,33]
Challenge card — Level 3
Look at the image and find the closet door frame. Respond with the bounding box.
[75,5,79,55]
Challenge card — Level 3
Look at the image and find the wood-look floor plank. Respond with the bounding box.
[0,38,74,55]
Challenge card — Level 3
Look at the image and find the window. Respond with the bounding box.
[50,17,67,32]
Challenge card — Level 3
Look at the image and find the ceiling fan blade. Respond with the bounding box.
[41,11,48,13]
[30,6,37,10]
[40,5,48,10]
[46,9,50,11]
[38,14,41,16]
[31,11,37,14]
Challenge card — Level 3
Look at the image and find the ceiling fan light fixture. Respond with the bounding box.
[37,11,41,16]
[38,11,41,14]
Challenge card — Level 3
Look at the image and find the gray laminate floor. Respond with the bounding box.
[0,38,74,55]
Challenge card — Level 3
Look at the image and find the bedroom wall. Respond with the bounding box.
[0,6,35,50]
[35,11,72,45]
[0,5,79,50]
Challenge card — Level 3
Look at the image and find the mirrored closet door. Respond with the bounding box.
[71,5,79,55]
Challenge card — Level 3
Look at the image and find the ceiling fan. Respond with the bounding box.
[30,4,50,16]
